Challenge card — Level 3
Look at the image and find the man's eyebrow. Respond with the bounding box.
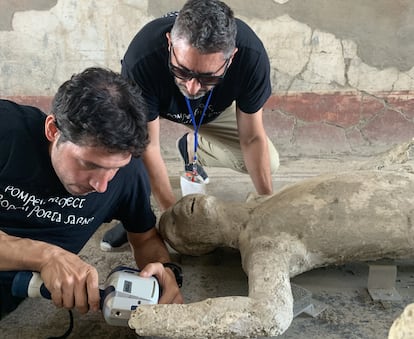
[81,159,126,170]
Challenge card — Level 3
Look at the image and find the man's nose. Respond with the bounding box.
[90,169,116,193]
[185,78,202,95]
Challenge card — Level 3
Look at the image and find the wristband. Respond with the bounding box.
[163,262,183,288]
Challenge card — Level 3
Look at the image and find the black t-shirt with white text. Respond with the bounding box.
[121,14,272,125]
[0,99,155,255]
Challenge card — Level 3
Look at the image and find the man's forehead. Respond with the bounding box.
[69,142,132,168]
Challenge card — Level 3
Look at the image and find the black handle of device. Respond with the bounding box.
[11,271,105,307]
[11,271,51,299]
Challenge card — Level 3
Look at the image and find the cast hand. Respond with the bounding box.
[139,262,184,304]
[39,249,100,314]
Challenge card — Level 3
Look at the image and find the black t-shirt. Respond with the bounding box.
[0,99,156,255]
[121,14,271,125]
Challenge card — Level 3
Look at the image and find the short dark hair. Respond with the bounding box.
[171,0,237,57]
[52,67,149,157]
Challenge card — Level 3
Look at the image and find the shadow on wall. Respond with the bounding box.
[0,0,57,31]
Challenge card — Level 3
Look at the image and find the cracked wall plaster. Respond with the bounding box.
[148,0,414,71]
[237,0,414,72]
[0,0,150,96]
[0,0,413,98]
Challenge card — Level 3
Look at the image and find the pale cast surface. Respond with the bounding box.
[389,303,414,339]
[129,167,414,338]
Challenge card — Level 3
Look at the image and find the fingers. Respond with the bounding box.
[158,271,183,304]
[49,281,64,309]
[73,284,89,314]
[139,262,164,278]
[49,277,76,310]
[162,288,184,304]
[69,268,99,313]
[43,262,100,314]
[86,269,100,312]
[71,269,100,314]
[140,263,184,305]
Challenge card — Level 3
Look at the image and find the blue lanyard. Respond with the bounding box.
[184,89,214,167]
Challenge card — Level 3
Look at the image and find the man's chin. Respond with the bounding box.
[186,93,206,100]
[65,185,94,196]
[177,85,207,100]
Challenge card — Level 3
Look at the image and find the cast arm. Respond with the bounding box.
[0,230,100,313]
[128,242,294,338]
[236,107,273,195]
[142,118,176,212]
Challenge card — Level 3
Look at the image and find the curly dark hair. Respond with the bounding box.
[171,0,237,57]
[51,67,149,157]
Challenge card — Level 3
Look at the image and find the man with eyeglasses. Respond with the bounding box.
[101,0,279,250]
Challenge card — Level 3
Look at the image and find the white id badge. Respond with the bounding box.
[180,172,206,196]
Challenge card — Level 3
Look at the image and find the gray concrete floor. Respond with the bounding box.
[1,156,413,338]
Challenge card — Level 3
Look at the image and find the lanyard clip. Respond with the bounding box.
[191,153,198,179]
[191,163,198,180]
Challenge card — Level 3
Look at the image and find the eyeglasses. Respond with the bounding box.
[168,45,230,86]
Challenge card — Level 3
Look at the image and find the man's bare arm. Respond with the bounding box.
[236,107,273,195]
[0,230,100,313]
[142,118,176,212]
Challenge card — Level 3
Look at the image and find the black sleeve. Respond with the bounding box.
[113,158,156,233]
[121,17,176,121]
[234,19,272,113]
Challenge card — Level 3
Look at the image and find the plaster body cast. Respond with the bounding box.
[129,170,414,338]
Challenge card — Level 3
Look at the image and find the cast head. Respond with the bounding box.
[159,194,229,255]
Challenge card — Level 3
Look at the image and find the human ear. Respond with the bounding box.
[227,47,238,67]
[44,114,59,142]
[166,32,172,49]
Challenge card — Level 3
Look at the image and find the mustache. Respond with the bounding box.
[176,82,208,100]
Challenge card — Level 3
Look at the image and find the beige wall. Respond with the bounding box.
[0,0,413,157]
[1,0,413,96]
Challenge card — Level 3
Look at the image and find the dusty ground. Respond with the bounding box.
[1,156,414,339]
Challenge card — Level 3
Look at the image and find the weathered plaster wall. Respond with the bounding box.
[0,0,413,157]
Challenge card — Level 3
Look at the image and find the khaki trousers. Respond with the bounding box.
[186,104,279,174]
